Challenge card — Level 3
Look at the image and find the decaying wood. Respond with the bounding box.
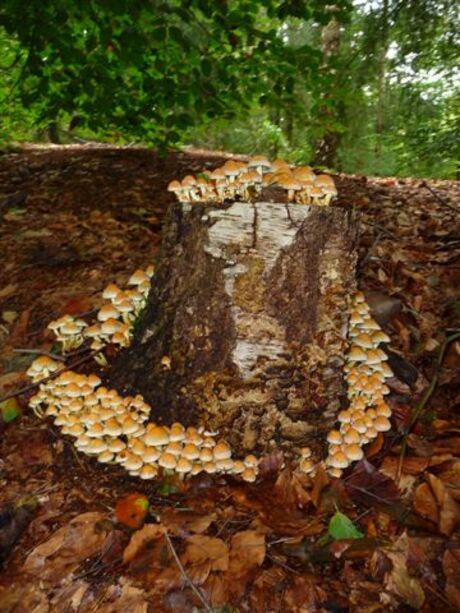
[109,200,358,457]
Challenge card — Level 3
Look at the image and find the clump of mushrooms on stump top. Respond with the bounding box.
[26,155,394,482]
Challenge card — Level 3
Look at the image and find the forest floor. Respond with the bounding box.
[0,144,459,612]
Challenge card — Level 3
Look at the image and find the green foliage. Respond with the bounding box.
[0,1,350,148]
[328,510,364,540]
[0,0,458,177]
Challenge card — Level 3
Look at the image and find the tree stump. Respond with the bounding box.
[109,200,358,458]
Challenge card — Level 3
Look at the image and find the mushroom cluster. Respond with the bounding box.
[324,291,393,477]
[27,366,259,482]
[47,265,154,360]
[296,292,394,479]
[167,156,337,205]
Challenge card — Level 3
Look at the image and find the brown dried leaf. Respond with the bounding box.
[413,483,439,525]
[123,523,165,563]
[181,535,229,585]
[443,547,460,609]
[426,473,460,536]
[385,532,425,610]
[228,530,265,577]
[23,512,109,584]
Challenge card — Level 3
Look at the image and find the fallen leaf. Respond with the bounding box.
[228,530,265,577]
[328,511,364,540]
[0,397,21,422]
[426,473,460,536]
[181,535,229,585]
[0,284,17,299]
[442,547,460,609]
[123,524,165,563]
[385,532,425,609]
[116,493,150,529]
[23,512,109,584]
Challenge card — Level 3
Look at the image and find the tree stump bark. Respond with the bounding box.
[109,200,358,458]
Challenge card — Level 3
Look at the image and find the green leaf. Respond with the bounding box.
[0,398,21,423]
[328,511,364,540]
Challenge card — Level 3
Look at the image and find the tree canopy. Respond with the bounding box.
[0,0,458,177]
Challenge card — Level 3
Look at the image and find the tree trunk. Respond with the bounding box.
[109,200,358,458]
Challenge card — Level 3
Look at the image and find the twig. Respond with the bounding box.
[13,348,66,361]
[396,331,460,482]
[420,181,459,213]
[357,230,383,276]
[0,349,99,404]
[163,531,213,613]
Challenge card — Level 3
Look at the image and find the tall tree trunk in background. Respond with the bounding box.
[375,0,389,159]
[312,17,343,168]
[110,199,358,459]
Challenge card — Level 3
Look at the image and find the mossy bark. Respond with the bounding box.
[109,200,358,458]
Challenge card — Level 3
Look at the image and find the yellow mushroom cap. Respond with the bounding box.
[203,461,218,474]
[213,441,232,461]
[343,444,364,462]
[329,451,349,469]
[343,428,361,445]
[139,464,158,479]
[169,422,186,442]
[158,452,177,469]
[243,454,258,468]
[97,304,120,322]
[374,416,391,432]
[181,443,200,461]
[327,430,343,445]
[97,450,115,463]
[232,460,245,474]
[241,467,257,482]
[299,458,316,474]
[176,458,193,474]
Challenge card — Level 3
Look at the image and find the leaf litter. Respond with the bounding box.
[0,145,459,611]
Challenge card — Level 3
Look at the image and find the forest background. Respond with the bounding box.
[0,0,458,179]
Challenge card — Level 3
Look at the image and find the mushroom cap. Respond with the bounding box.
[329,451,349,469]
[86,439,108,455]
[243,454,258,468]
[348,347,368,362]
[181,175,197,187]
[102,283,121,300]
[124,453,143,471]
[337,410,352,424]
[165,441,183,457]
[140,464,158,479]
[247,155,271,171]
[300,446,312,458]
[107,438,126,453]
[143,447,161,462]
[121,416,141,436]
[354,333,375,349]
[374,416,391,432]
[167,180,182,192]
[203,461,217,474]
[222,160,242,176]
[97,304,120,322]
[158,452,177,469]
[328,467,343,479]
[101,318,124,336]
[144,424,170,446]
[182,443,200,461]
[232,460,245,474]
[213,441,232,461]
[176,458,193,474]
[241,467,257,482]
[343,428,361,445]
[277,176,301,191]
[327,430,342,445]
[343,444,364,462]
[97,450,115,463]
[200,448,214,463]
[299,458,316,474]
[169,422,185,442]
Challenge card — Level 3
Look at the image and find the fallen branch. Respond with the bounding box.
[420,181,459,213]
[13,348,66,361]
[0,349,99,404]
[163,531,213,613]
